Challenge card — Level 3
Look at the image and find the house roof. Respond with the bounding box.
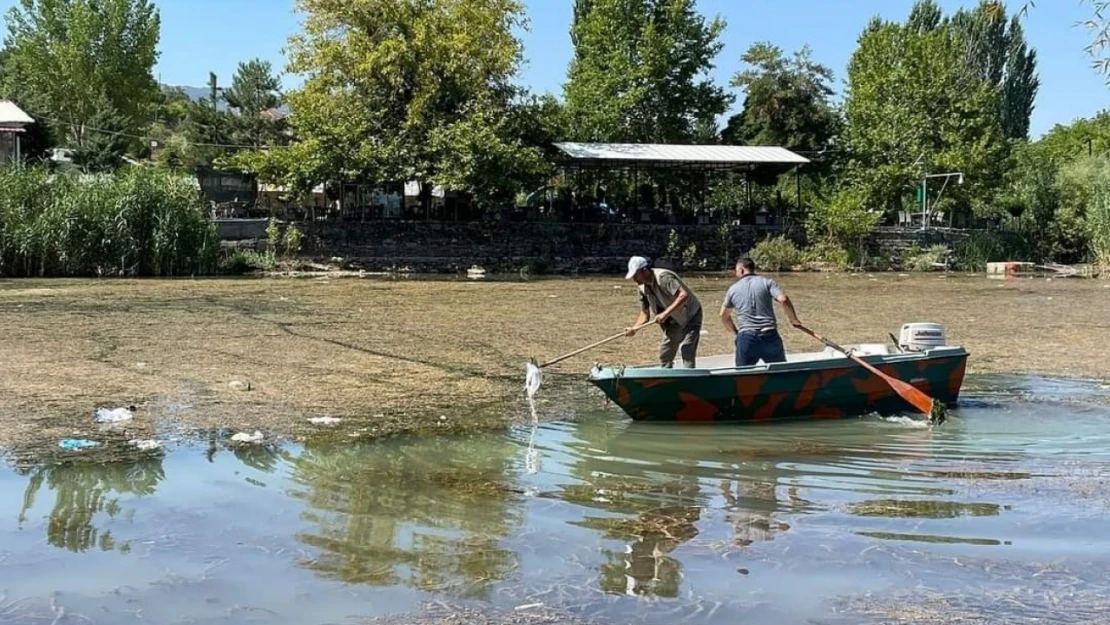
[0,101,35,127]
[553,142,809,170]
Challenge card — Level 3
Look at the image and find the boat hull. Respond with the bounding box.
[587,347,968,423]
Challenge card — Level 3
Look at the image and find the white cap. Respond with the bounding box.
[625,256,650,279]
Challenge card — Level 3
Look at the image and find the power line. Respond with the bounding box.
[32,112,286,150]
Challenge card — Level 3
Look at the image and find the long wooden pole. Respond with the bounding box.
[539,320,654,369]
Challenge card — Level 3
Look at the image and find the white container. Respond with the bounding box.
[898,322,946,352]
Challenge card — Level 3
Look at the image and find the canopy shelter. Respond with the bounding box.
[0,101,34,164]
[553,142,809,174]
[550,142,811,225]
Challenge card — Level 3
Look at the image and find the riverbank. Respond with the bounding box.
[1,273,1107,456]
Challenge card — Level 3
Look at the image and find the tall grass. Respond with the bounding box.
[0,166,219,277]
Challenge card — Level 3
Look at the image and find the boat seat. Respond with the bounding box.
[694,343,892,371]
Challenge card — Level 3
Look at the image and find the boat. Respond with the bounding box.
[587,323,968,423]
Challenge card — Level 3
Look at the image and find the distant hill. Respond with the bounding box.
[164,84,229,111]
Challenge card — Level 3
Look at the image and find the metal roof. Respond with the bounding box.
[0,101,34,126]
[553,142,809,167]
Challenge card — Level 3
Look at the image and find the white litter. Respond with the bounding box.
[94,407,134,424]
[231,430,264,444]
[525,362,543,400]
[129,439,162,451]
[308,417,341,426]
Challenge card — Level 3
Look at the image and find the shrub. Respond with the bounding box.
[220,249,275,275]
[803,240,852,271]
[748,236,802,271]
[904,244,951,272]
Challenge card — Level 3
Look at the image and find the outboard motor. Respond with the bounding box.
[898,322,946,352]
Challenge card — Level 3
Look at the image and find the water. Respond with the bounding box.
[3,376,1110,624]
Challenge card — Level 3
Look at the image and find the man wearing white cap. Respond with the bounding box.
[623,256,703,368]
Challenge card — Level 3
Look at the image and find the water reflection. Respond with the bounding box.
[17,456,164,553]
[287,434,524,599]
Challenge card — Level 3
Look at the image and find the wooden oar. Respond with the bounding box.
[795,324,946,423]
[538,319,655,369]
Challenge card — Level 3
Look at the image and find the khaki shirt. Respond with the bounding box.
[639,268,701,326]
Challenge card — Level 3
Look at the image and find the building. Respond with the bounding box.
[0,101,35,164]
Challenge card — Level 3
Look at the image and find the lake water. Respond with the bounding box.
[2,375,1110,624]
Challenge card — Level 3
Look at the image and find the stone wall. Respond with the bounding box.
[300,221,785,274]
[293,221,1003,274]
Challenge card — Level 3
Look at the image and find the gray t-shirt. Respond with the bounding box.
[724,275,782,331]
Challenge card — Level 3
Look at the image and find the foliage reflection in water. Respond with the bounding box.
[2,377,1110,625]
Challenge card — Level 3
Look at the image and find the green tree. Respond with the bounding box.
[75,94,131,172]
[2,0,161,149]
[272,0,533,209]
[842,10,1009,220]
[948,1,1039,140]
[564,0,732,143]
[223,59,285,148]
[722,43,840,165]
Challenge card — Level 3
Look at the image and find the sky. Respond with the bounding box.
[1,0,1106,138]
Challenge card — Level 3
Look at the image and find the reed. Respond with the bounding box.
[0,166,219,277]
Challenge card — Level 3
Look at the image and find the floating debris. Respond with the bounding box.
[94,406,135,424]
[231,431,264,444]
[59,438,99,451]
[129,439,162,451]
[308,416,342,426]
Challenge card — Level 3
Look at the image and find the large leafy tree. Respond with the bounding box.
[2,0,160,149]
[842,8,1010,219]
[269,0,540,208]
[564,0,732,143]
[947,1,1038,140]
[722,43,840,163]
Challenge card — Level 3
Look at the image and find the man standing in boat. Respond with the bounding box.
[623,256,704,368]
[720,257,803,367]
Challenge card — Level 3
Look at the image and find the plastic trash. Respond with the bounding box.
[308,417,341,426]
[129,439,162,451]
[231,430,264,444]
[525,362,543,400]
[59,439,99,451]
[94,406,134,424]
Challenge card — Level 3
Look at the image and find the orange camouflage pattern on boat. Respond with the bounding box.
[592,352,968,423]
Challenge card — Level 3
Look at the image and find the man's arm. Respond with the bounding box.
[720,304,738,336]
[655,286,689,324]
[625,295,651,337]
[776,292,802,327]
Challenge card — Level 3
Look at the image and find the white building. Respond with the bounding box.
[0,101,35,164]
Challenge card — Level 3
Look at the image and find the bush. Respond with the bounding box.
[803,239,852,271]
[904,244,951,272]
[748,236,802,271]
[1088,177,1110,267]
[0,166,219,277]
[220,249,275,275]
[952,230,1041,272]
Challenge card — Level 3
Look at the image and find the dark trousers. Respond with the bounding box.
[734,329,786,367]
[659,308,703,368]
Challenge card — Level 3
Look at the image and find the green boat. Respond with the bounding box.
[588,338,968,424]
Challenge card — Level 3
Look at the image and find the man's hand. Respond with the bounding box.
[654,313,669,326]
[624,327,638,337]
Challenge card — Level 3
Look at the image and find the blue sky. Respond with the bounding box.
[2,0,1106,137]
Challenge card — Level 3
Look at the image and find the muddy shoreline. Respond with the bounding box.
[1,273,1107,458]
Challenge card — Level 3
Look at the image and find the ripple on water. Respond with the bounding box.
[0,375,1109,625]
